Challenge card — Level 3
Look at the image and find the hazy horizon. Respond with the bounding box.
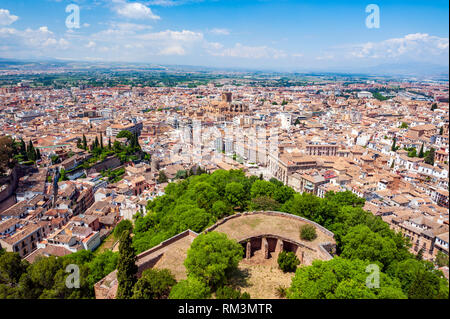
[0,0,448,73]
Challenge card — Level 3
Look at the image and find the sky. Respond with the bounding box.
[0,0,448,71]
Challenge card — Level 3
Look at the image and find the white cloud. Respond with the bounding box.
[210,28,230,35]
[315,54,334,61]
[148,0,202,6]
[93,22,153,37]
[113,1,160,20]
[350,33,449,62]
[86,27,203,59]
[159,45,185,55]
[136,29,203,42]
[86,41,96,48]
[209,43,287,59]
[0,25,71,58]
[0,9,18,26]
[204,41,223,50]
[112,22,153,31]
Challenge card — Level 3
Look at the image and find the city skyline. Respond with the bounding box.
[0,0,448,72]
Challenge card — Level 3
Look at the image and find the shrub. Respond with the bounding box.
[277,251,300,273]
[169,277,211,299]
[275,285,287,298]
[435,251,449,267]
[132,268,176,299]
[300,224,317,241]
[215,286,250,299]
[184,232,243,288]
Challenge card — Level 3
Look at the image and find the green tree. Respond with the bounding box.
[300,224,317,241]
[281,193,329,225]
[18,138,27,158]
[416,248,424,261]
[0,252,29,284]
[273,185,295,204]
[215,286,250,299]
[278,251,300,273]
[116,230,138,299]
[435,251,449,267]
[249,196,280,211]
[324,190,365,207]
[288,257,406,299]
[86,251,118,288]
[340,225,398,270]
[23,256,62,298]
[250,180,276,198]
[424,147,435,165]
[408,270,447,299]
[116,130,134,141]
[184,232,243,288]
[407,148,417,158]
[211,200,233,219]
[35,148,41,160]
[157,171,168,184]
[418,143,424,158]
[175,170,187,179]
[82,134,87,150]
[114,219,133,239]
[0,136,15,174]
[59,169,68,181]
[27,140,36,162]
[169,277,211,299]
[391,137,397,152]
[168,206,211,234]
[224,182,246,209]
[385,258,449,300]
[132,268,176,299]
[193,182,219,211]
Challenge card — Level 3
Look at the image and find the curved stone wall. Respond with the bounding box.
[204,210,336,264]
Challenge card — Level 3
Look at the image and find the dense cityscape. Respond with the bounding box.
[0,0,448,306]
[0,67,448,299]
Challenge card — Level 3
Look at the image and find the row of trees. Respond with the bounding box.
[133,170,295,254]
[77,130,148,166]
[392,139,436,165]
[0,136,41,174]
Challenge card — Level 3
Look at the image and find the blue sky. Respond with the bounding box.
[0,0,448,70]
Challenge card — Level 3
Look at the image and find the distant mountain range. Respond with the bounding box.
[349,62,449,78]
[0,58,448,79]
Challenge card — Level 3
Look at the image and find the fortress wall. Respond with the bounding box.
[204,210,335,238]
[136,229,198,261]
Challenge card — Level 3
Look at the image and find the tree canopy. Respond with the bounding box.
[116,230,138,299]
[184,232,243,288]
[288,257,407,299]
[132,268,176,299]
